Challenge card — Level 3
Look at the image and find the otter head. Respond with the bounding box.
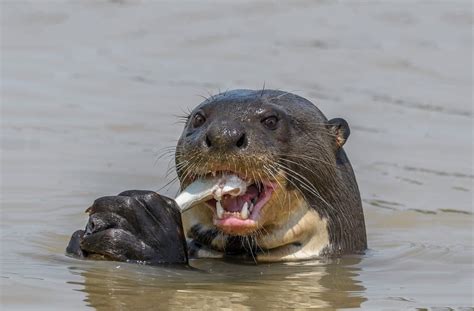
[175,89,361,255]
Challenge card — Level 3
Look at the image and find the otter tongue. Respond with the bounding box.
[221,185,259,212]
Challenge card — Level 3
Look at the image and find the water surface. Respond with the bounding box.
[1,1,473,310]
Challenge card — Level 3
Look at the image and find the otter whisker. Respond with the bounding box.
[154,148,178,167]
[177,156,202,186]
[262,164,288,216]
[276,163,337,213]
[280,152,341,171]
[196,94,210,102]
[245,236,257,264]
[280,155,339,172]
[253,229,267,255]
[269,166,298,219]
[174,151,199,176]
[275,162,352,236]
[267,163,309,204]
[157,175,180,193]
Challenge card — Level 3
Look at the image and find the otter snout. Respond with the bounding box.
[203,121,248,152]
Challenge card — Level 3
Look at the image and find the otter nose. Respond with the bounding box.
[204,122,247,151]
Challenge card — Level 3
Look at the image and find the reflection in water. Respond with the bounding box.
[68,257,366,310]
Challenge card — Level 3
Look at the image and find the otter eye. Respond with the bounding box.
[192,113,206,128]
[261,116,279,130]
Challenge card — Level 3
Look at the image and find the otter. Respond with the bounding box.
[67,89,367,264]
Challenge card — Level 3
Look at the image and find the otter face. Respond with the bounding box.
[176,92,296,235]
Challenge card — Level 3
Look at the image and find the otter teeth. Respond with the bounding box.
[249,203,254,213]
[216,200,224,219]
[241,202,249,219]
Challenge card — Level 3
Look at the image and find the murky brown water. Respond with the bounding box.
[1,1,473,310]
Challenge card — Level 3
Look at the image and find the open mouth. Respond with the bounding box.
[202,172,275,232]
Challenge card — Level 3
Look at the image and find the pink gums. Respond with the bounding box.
[212,183,275,228]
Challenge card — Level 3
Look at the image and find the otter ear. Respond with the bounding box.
[327,118,350,148]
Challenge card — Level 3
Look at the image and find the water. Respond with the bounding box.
[1,1,473,309]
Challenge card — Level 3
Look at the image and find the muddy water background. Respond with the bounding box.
[1,1,473,310]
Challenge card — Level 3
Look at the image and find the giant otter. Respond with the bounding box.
[67,89,367,264]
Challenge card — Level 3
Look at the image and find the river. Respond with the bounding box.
[1,1,472,309]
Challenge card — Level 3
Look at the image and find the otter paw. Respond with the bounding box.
[66,190,188,265]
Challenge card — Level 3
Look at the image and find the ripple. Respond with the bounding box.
[439,208,472,215]
[367,91,472,118]
[364,199,403,210]
[375,162,474,179]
